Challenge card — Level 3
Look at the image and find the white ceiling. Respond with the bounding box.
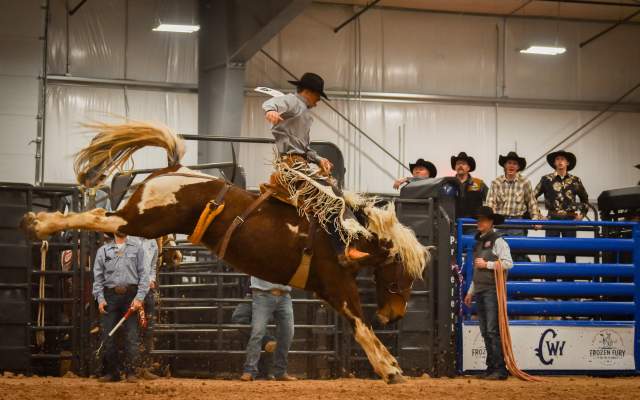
[314,0,640,22]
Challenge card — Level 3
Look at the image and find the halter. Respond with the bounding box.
[378,255,413,298]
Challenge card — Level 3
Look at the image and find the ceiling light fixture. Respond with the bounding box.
[520,46,566,55]
[152,24,200,33]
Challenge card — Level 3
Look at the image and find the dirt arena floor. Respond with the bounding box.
[2,374,640,400]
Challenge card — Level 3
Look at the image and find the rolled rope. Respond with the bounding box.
[36,241,48,347]
[494,263,543,382]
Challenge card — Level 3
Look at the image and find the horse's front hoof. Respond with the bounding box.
[387,372,407,384]
[19,212,40,240]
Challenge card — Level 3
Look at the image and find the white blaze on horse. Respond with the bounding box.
[20,121,430,383]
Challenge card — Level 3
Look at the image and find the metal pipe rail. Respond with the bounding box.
[508,262,634,278]
[456,217,640,374]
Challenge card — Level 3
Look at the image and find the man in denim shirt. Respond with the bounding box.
[93,232,149,382]
[240,277,295,381]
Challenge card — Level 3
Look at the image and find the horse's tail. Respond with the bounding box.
[74,120,185,187]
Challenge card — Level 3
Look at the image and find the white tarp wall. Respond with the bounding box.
[44,0,198,184]
[0,0,44,184]
[242,4,640,196]
[2,1,638,198]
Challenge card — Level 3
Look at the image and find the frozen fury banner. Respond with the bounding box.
[462,322,636,371]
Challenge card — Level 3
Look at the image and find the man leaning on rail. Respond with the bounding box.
[534,150,589,264]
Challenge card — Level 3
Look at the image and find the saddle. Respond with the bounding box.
[259,172,297,207]
[188,180,315,289]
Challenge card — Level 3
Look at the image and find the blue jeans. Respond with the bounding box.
[232,297,276,377]
[101,290,140,376]
[545,217,577,263]
[243,291,294,378]
[475,289,506,374]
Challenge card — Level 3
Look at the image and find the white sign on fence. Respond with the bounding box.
[462,322,635,371]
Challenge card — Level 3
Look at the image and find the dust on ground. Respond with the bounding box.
[1,373,639,400]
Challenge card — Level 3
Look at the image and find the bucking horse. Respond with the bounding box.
[20,121,430,383]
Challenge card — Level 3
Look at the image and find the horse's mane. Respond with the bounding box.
[344,192,429,280]
[74,120,185,187]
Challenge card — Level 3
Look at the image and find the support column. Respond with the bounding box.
[197,0,311,164]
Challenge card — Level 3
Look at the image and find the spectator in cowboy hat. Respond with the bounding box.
[485,151,541,261]
[393,158,437,189]
[534,150,589,264]
[464,206,513,380]
[451,152,488,220]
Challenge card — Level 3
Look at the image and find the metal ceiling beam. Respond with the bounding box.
[333,0,381,33]
[524,81,640,178]
[45,75,640,113]
[580,8,640,47]
[247,88,640,113]
[228,0,312,62]
[68,0,89,16]
[313,0,640,25]
[537,0,640,7]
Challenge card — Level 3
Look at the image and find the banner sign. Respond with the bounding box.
[462,322,635,371]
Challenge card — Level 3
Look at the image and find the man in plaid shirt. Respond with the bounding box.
[486,152,541,261]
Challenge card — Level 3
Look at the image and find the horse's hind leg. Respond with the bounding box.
[20,208,128,239]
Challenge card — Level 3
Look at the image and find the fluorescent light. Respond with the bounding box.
[152,24,200,33]
[520,46,566,55]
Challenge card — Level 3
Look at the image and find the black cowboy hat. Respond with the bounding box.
[476,206,505,225]
[546,150,577,171]
[498,151,527,171]
[409,158,437,178]
[451,151,476,172]
[288,72,329,100]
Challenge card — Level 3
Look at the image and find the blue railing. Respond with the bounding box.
[456,218,640,373]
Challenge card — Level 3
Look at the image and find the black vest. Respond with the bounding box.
[472,230,502,293]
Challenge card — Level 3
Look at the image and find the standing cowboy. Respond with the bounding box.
[535,150,589,263]
[240,277,296,382]
[263,72,369,262]
[486,152,542,259]
[464,206,513,380]
[93,232,149,383]
[392,158,437,189]
[451,152,488,220]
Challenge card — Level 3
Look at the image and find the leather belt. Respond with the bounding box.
[252,288,289,297]
[105,285,138,295]
[549,211,576,218]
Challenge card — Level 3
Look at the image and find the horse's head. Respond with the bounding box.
[356,201,431,325]
[372,256,419,325]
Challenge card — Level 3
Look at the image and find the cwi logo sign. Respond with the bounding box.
[534,328,566,365]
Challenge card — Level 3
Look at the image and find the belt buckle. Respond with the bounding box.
[270,289,282,296]
[114,286,127,295]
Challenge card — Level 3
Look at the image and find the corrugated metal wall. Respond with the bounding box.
[1,1,638,199]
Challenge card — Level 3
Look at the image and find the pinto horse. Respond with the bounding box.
[20,122,429,383]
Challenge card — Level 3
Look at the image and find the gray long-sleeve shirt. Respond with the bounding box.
[467,236,513,295]
[92,237,149,304]
[250,276,291,293]
[132,237,159,283]
[262,93,321,163]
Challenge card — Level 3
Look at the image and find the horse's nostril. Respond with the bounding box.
[376,313,390,326]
